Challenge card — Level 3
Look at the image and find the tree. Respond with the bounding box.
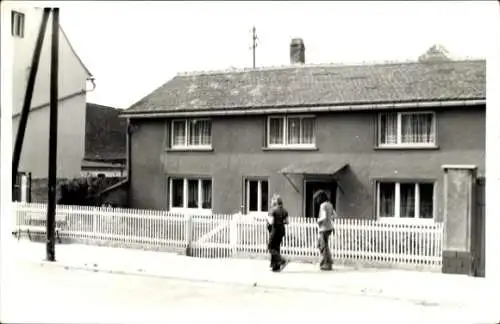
[58,178,89,205]
[418,44,452,62]
[57,175,111,206]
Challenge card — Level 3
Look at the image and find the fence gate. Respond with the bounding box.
[474,177,485,277]
[13,172,32,203]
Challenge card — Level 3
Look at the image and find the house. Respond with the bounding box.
[81,103,127,178]
[22,102,127,203]
[11,6,94,180]
[121,38,485,222]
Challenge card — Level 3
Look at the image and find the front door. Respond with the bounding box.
[305,180,337,219]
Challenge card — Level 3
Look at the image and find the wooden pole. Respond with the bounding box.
[46,7,59,262]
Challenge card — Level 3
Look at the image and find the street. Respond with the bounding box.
[1,260,492,324]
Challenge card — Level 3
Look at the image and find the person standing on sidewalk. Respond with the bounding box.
[267,194,289,272]
[316,191,336,271]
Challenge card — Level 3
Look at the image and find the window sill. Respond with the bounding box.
[247,212,269,218]
[169,208,213,216]
[376,217,436,224]
[167,147,214,152]
[262,146,318,152]
[374,144,439,151]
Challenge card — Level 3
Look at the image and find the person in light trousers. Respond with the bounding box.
[316,191,336,271]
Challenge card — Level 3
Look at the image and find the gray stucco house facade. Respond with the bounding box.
[121,40,486,223]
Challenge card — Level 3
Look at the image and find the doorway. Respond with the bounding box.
[474,177,485,277]
[304,180,337,219]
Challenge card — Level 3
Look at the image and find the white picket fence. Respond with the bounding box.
[13,202,444,270]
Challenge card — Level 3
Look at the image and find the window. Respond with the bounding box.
[11,11,25,38]
[378,112,436,147]
[171,119,211,149]
[268,116,315,147]
[245,179,268,214]
[169,178,212,210]
[171,179,184,208]
[377,182,434,220]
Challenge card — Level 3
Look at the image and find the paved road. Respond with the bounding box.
[0,261,492,324]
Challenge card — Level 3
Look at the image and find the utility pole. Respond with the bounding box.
[46,7,59,262]
[251,26,258,68]
[12,8,51,194]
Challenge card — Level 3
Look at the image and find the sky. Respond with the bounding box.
[20,1,497,109]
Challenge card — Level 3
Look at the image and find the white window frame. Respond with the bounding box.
[267,115,316,149]
[170,119,212,150]
[169,177,212,214]
[378,111,436,148]
[11,11,25,38]
[245,179,269,216]
[376,181,436,222]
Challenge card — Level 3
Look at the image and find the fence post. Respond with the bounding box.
[12,202,18,237]
[185,212,193,257]
[230,212,240,258]
[92,208,98,240]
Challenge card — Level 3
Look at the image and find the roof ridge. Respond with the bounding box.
[176,58,485,77]
[87,102,120,110]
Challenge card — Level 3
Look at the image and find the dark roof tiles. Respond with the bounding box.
[85,103,127,161]
[126,60,485,114]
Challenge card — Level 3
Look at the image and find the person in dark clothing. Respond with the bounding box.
[267,194,289,272]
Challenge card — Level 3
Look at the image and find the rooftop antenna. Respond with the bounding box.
[250,26,258,68]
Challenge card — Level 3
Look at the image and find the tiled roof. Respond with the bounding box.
[125,59,485,115]
[85,103,127,161]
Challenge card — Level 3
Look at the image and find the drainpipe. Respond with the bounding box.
[126,119,132,207]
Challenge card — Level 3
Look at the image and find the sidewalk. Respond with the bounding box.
[5,240,499,311]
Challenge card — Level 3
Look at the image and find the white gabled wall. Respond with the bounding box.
[13,94,87,179]
[11,5,90,179]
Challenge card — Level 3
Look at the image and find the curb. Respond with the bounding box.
[29,258,464,307]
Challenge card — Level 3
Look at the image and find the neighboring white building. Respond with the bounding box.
[11,5,94,179]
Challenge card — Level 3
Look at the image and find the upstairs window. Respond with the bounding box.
[268,116,315,148]
[378,112,436,147]
[11,11,25,38]
[171,119,212,149]
[377,181,435,220]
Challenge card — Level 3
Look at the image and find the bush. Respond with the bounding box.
[57,176,124,206]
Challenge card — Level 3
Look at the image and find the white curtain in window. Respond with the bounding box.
[269,118,284,145]
[187,180,198,208]
[401,113,433,144]
[287,118,301,144]
[301,118,315,144]
[172,121,186,146]
[399,183,415,218]
[379,183,395,217]
[200,120,211,145]
[189,120,211,146]
[202,180,212,209]
[380,113,397,144]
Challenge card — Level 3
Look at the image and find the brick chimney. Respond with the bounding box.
[290,38,305,64]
